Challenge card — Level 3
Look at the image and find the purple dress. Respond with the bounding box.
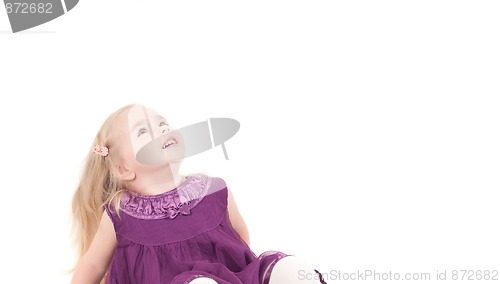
[104,174,287,284]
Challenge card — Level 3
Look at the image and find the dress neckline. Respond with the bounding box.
[119,174,211,220]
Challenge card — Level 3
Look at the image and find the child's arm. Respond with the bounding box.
[227,187,250,246]
[71,211,117,284]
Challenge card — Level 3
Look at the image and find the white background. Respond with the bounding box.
[1,1,499,283]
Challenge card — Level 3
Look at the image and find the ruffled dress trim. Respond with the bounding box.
[119,175,211,220]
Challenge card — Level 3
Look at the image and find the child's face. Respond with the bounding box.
[128,105,170,157]
[112,105,185,169]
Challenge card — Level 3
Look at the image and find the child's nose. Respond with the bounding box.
[161,126,171,134]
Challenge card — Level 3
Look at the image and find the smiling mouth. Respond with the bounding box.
[162,137,177,149]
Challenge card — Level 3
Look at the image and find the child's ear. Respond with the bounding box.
[110,162,136,181]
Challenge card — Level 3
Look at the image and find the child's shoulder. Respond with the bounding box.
[186,172,228,194]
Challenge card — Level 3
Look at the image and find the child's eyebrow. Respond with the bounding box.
[130,115,167,130]
[130,119,147,131]
[157,115,168,122]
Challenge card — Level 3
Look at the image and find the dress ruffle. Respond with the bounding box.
[119,175,211,220]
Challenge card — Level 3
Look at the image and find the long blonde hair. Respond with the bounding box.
[71,104,133,280]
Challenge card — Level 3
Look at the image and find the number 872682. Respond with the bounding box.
[5,2,53,14]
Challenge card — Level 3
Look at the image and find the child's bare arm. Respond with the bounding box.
[71,211,116,284]
[227,187,250,246]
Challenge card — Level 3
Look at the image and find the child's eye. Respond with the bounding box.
[137,127,148,137]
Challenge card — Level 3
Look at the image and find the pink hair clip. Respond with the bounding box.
[93,145,109,157]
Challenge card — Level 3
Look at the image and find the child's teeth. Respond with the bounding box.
[163,139,176,149]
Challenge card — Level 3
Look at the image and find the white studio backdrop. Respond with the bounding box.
[1,1,499,283]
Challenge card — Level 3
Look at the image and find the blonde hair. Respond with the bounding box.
[70,104,133,282]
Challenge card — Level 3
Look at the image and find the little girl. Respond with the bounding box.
[70,104,327,284]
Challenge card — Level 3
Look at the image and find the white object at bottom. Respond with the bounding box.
[188,277,219,284]
[269,256,322,283]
